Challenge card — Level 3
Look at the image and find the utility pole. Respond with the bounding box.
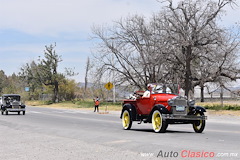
[112,54,116,103]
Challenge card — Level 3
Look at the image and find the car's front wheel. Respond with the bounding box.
[122,109,132,130]
[193,112,206,133]
[152,110,167,133]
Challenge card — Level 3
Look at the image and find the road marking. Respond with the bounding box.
[105,140,132,144]
[28,110,120,124]
[206,129,240,134]
[169,124,240,134]
[51,111,64,113]
[31,110,121,124]
[28,110,89,114]
[63,110,86,114]
[28,111,42,114]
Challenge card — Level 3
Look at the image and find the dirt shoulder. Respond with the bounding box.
[207,110,240,116]
[206,110,240,124]
[28,103,240,117]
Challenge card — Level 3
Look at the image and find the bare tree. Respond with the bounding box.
[194,30,240,101]
[92,15,172,89]
[84,57,91,92]
[154,0,239,98]
[91,0,240,98]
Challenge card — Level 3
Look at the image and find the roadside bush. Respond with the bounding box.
[42,101,54,105]
[75,101,94,108]
[74,100,122,108]
[203,104,240,110]
[26,100,54,106]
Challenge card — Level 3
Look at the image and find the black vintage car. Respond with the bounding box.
[0,94,26,115]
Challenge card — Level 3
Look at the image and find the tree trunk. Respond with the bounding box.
[220,85,224,108]
[184,46,193,99]
[85,57,90,92]
[53,81,59,103]
[200,85,204,102]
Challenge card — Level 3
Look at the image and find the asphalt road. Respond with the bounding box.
[0,106,239,160]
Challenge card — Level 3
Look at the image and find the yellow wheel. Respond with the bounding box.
[122,110,132,130]
[152,110,167,133]
[193,112,205,133]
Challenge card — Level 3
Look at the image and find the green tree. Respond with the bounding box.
[20,43,79,102]
[59,79,79,101]
[0,70,8,94]
[2,73,23,94]
[36,44,63,103]
[19,61,43,100]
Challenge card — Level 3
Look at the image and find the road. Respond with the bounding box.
[0,106,239,160]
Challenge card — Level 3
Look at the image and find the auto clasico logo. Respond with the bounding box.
[156,150,215,158]
[140,150,238,158]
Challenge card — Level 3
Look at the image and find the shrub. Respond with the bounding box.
[203,104,240,110]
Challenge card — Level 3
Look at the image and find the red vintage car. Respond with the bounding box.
[120,84,207,133]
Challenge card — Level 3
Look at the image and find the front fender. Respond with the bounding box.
[194,106,206,113]
[1,105,6,111]
[152,104,169,114]
[120,104,136,120]
[147,104,169,123]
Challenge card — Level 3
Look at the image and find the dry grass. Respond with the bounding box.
[207,110,240,116]
[197,101,240,116]
[26,100,122,111]
[196,100,240,106]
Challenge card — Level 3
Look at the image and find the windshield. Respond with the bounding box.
[3,96,20,102]
[152,84,179,95]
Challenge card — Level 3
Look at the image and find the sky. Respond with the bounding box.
[0,0,239,83]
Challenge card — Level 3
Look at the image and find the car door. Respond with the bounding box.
[136,95,154,115]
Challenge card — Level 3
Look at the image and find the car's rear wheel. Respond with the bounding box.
[1,111,3,115]
[6,111,8,115]
[23,111,25,115]
[152,110,167,133]
[122,109,132,130]
[193,112,205,133]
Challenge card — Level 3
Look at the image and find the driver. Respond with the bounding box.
[142,84,152,98]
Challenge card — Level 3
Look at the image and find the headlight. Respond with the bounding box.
[168,99,174,106]
[188,100,195,106]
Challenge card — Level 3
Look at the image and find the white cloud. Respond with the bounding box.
[219,5,240,27]
[0,0,159,36]
[0,0,239,82]
[1,0,238,35]
[0,44,42,54]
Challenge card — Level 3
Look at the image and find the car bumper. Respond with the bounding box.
[6,108,25,112]
[162,114,207,120]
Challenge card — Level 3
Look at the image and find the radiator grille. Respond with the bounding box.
[12,105,20,109]
[173,99,187,106]
[171,97,188,115]
[12,101,20,106]
[11,101,20,109]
